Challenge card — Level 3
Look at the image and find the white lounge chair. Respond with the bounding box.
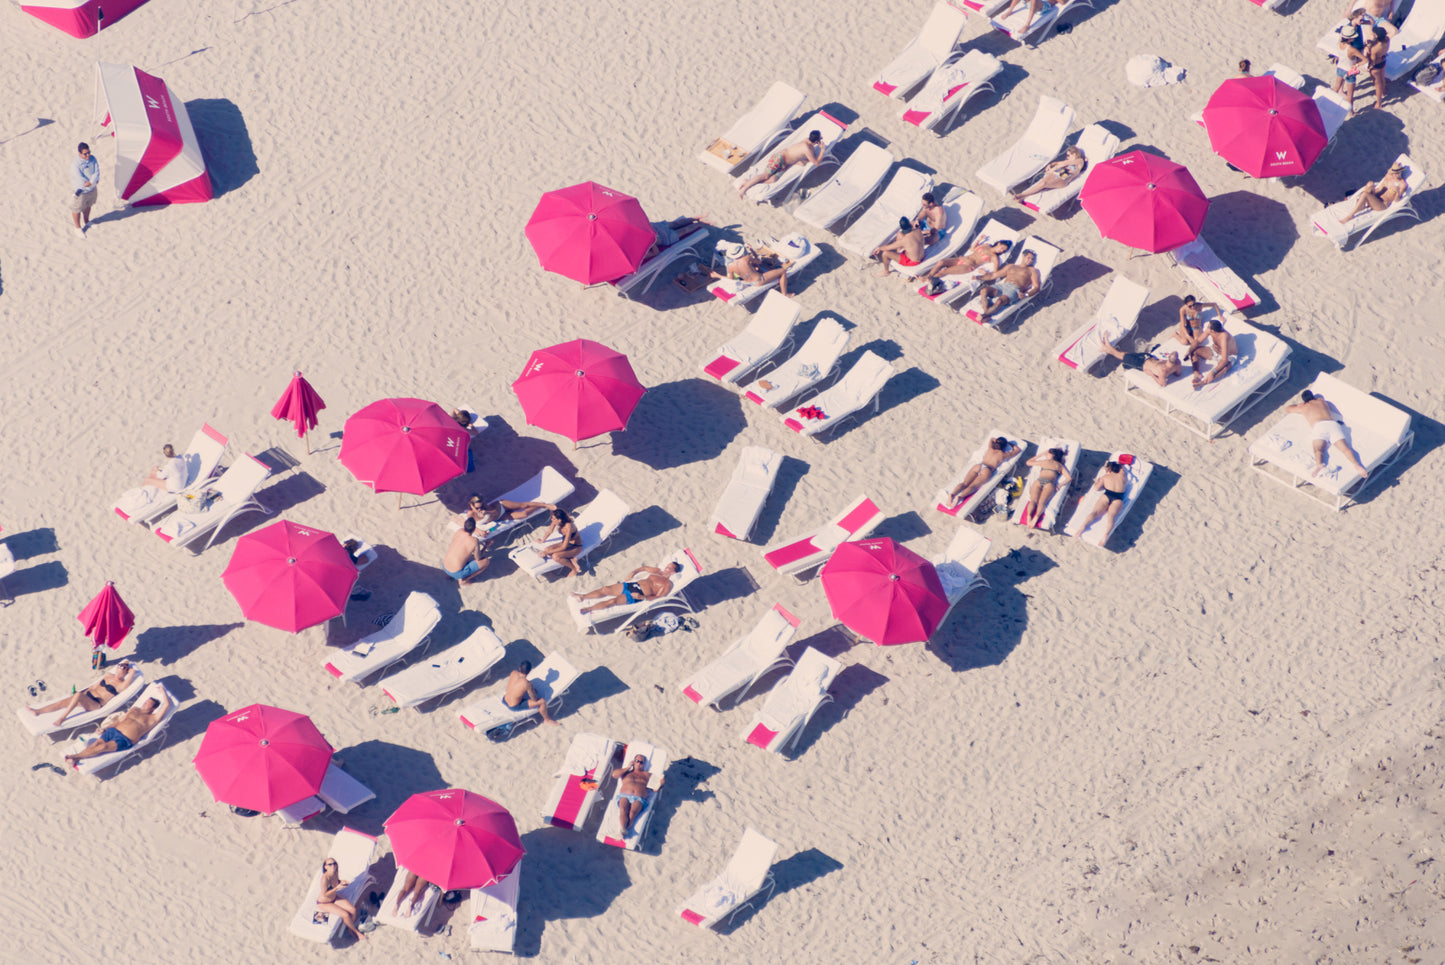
[112,424,228,525]
[1054,276,1150,373]
[508,489,630,580]
[458,652,579,737]
[288,827,378,944]
[0,542,13,607]
[699,81,807,175]
[1063,453,1155,548]
[700,291,801,386]
[613,226,711,298]
[380,626,508,708]
[738,318,851,410]
[794,141,895,231]
[837,167,934,258]
[872,1,969,98]
[934,429,1026,520]
[1310,88,1351,150]
[1010,439,1080,532]
[780,351,894,439]
[1310,154,1426,251]
[760,494,884,580]
[976,96,1075,196]
[566,547,703,635]
[151,453,271,550]
[468,860,522,952]
[1017,123,1120,216]
[342,534,378,573]
[960,235,1063,329]
[69,682,178,778]
[902,49,1003,135]
[375,866,442,933]
[1168,235,1261,313]
[709,446,783,541]
[957,0,1011,13]
[455,406,489,437]
[446,465,577,541]
[677,827,779,929]
[991,0,1092,44]
[917,218,1022,307]
[742,111,848,204]
[1248,372,1414,511]
[887,190,985,279]
[322,591,441,684]
[595,740,669,850]
[277,762,377,826]
[541,732,622,831]
[681,604,800,709]
[708,233,821,307]
[1409,55,1445,99]
[930,527,992,631]
[741,648,840,755]
[18,667,147,737]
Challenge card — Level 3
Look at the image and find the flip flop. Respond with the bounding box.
[36,680,46,692]
[28,686,36,697]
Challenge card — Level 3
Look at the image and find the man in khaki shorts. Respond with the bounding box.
[70,142,99,237]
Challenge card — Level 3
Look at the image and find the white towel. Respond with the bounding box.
[1127,55,1186,87]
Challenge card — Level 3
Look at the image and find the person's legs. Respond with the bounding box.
[759,263,792,296]
[393,872,419,914]
[618,796,642,831]
[318,899,365,940]
[29,691,97,721]
[949,464,992,504]
[1098,500,1126,542]
[580,591,627,613]
[1075,495,1108,535]
[529,695,559,724]
[552,546,584,577]
[1333,439,1370,477]
[1310,438,1328,474]
[1371,67,1387,108]
[572,582,622,603]
[980,291,1012,318]
[64,737,118,765]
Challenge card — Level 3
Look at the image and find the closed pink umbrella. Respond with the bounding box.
[512,338,645,446]
[384,789,525,890]
[193,704,334,813]
[339,398,469,503]
[820,538,948,645]
[1080,150,1210,254]
[78,581,135,650]
[525,182,655,285]
[1202,76,1327,178]
[270,371,326,454]
[221,521,358,632]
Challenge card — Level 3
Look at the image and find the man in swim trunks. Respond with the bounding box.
[1340,160,1408,223]
[873,216,927,277]
[26,660,138,726]
[644,215,713,259]
[571,561,683,614]
[64,692,172,767]
[442,517,489,584]
[975,250,1040,320]
[611,753,658,836]
[1343,0,1397,34]
[923,239,1013,294]
[1097,334,1182,387]
[914,193,947,245]
[736,130,825,199]
[1286,390,1370,479]
[1191,320,1238,389]
[502,661,559,725]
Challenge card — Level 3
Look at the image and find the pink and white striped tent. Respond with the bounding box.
[22,0,150,37]
[94,64,213,207]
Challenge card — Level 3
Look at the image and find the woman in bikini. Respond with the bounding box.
[533,507,584,577]
[25,660,137,726]
[1074,461,1129,542]
[1018,447,1072,529]
[1365,27,1390,110]
[946,437,1020,508]
[1340,160,1408,222]
[1013,146,1086,203]
[314,857,366,940]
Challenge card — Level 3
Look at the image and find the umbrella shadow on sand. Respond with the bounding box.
[715,846,845,935]
[927,545,1056,672]
[514,829,631,952]
[131,622,245,665]
[611,378,747,470]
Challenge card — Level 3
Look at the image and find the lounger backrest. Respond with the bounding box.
[213,454,271,502]
[791,318,850,368]
[1028,97,1075,149]
[955,48,1001,85]
[1395,154,1427,202]
[361,591,440,647]
[573,489,629,548]
[723,827,780,894]
[750,291,803,343]
[838,142,894,190]
[1074,124,1121,170]
[530,652,580,702]
[741,604,801,660]
[786,648,841,698]
[330,827,378,879]
[1311,90,1350,143]
[969,218,1020,258]
[874,168,934,217]
[827,351,893,403]
[1312,374,1412,446]
[181,424,228,489]
[1018,237,1063,284]
[1098,275,1150,323]
[722,82,806,147]
[942,526,992,572]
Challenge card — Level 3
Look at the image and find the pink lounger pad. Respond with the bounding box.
[703,356,738,380]
[836,498,880,532]
[747,723,778,748]
[764,539,819,569]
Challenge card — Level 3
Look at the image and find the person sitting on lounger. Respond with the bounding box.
[975,250,1040,320]
[736,130,825,199]
[946,437,1021,507]
[645,215,713,259]
[1097,334,1182,387]
[503,661,558,725]
[1018,447,1072,529]
[63,690,172,766]
[923,239,1013,294]
[1013,146,1086,203]
[26,660,137,726]
[443,518,489,584]
[873,216,927,277]
[314,857,366,941]
[570,562,682,614]
[611,754,660,837]
[141,443,187,492]
[710,243,795,297]
[459,494,555,543]
[1171,295,1219,352]
[530,507,584,577]
[1074,461,1129,542]
[1339,160,1408,222]
[914,193,947,246]
[1190,320,1238,389]
[391,870,434,920]
[1001,0,1048,32]
[1286,390,1371,478]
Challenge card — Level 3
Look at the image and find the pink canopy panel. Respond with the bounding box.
[94,63,213,207]
[21,0,150,38]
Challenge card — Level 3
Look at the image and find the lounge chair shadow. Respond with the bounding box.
[869,510,933,544]
[791,241,842,295]
[595,504,681,562]
[326,740,449,835]
[788,625,856,660]
[3,527,58,560]
[1049,255,1111,300]
[132,622,244,665]
[1337,396,1443,508]
[748,455,810,545]
[164,698,227,747]
[435,416,586,514]
[789,662,888,758]
[515,829,631,951]
[611,378,746,470]
[715,846,844,935]
[187,98,258,198]
[689,566,759,610]
[928,545,1056,671]
[238,469,325,521]
[1106,463,1179,553]
[344,547,468,633]
[2,560,68,601]
[646,755,721,853]
[564,666,629,719]
[870,365,941,424]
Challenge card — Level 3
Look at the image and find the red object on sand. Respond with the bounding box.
[339,398,469,495]
[524,182,655,285]
[270,372,326,452]
[820,538,949,646]
[78,581,135,650]
[1202,76,1327,179]
[385,789,525,890]
[512,339,646,443]
[1079,150,1210,254]
[221,521,358,632]
[192,704,333,813]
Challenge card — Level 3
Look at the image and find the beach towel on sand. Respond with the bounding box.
[1127,55,1186,87]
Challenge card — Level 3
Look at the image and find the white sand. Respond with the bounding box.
[2,0,1444,960]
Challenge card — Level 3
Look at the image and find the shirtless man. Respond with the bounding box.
[709,245,794,297]
[976,250,1040,320]
[736,130,825,199]
[1191,320,1238,389]
[1098,334,1182,388]
[914,192,947,245]
[873,216,927,277]
[923,239,1013,294]
[1343,0,1397,34]
[141,444,187,492]
[611,754,658,837]
[64,692,172,766]
[1340,160,1408,222]
[26,660,137,726]
[1286,390,1370,478]
[570,562,682,614]
[1172,295,1220,351]
[502,661,558,724]
[442,517,488,584]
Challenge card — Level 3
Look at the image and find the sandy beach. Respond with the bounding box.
[2,0,1444,961]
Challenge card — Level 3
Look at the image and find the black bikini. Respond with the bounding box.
[1103,489,1126,503]
[98,681,118,697]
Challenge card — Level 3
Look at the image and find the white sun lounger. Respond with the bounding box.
[794,141,895,231]
[681,604,800,709]
[1409,56,1445,99]
[1248,372,1414,511]
[1387,0,1444,80]
[760,494,884,580]
[69,682,177,778]
[151,453,271,550]
[278,762,377,826]
[1063,453,1155,548]
[447,465,577,540]
[872,1,969,99]
[779,351,894,439]
[742,648,840,755]
[700,291,802,386]
[708,233,820,307]
[977,96,1075,195]
[699,81,807,175]
[468,860,522,952]
[934,429,1026,520]
[596,740,669,851]
[677,827,780,929]
[738,318,851,410]
[1168,235,1260,313]
[742,110,848,205]
[458,652,579,737]
[508,489,630,580]
[1018,123,1120,216]
[957,0,1011,13]
[542,732,621,832]
[1054,276,1150,373]
[613,227,711,298]
[903,49,1003,135]
[375,866,443,933]
[566,547,703,635]
[1009,439,1080,532]
[710,446,784,542]
[288,827,378,944]
[1310,154,1426,251]
[930,527,992,631]
[992,0,1092,44]
[837,167,935,258]
[323,591,439,684]
[0,543,13,607]
[112,424,228,525]
[379,626,508,708]
[917,218,1022,307]
[887,190,984,279]
[18,668,147,737]
[960,235,1063,329]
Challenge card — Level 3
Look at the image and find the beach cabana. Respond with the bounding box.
[22,0,149,37]
[94,63,213,206]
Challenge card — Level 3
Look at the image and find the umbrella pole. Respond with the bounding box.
[397,492,403,511]
[303,429,310,456]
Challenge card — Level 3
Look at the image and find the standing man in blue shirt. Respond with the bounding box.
[70,142,100,237]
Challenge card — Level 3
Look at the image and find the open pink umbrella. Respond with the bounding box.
[820,538,948,645]
[339,398,469,502]
[1202,76,1327,179]
[193,704,334,813]
[1080,150,1210,254]
[78,581,135,650]
[512,339,645,446]
[525,182,655,285]
[384,789,524,890]
[270,371,326,454]
[221,521,358,632]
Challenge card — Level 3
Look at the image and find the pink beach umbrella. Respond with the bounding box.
[193,704,334,814]
[78,581,135,650]
[221,521,358,632]
[512,338,646,447]
[524,182,655,286]
[339,398,469,505]
[270,371,326,454]
[384,789,525,890]
[1202,76,1327,179]
[820,538,948,646]
[1079,150,1210,254]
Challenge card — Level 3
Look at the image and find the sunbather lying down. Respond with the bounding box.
[571,562,681,614]
[26,660,136,726]
[947,437,1020,507]
[64,691,171,767]
[1339,160,1408,224]
[646,215,712,258]
[1014,147,1085,202]
[612,755,663,837]
[923,239,1012,294]
[711,244,794,296]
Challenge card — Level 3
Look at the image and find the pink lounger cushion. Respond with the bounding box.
[680,908,706,925]
[683,685,704,704]
[747,723,778,748]
[783,418,805,432]
[773,604,800,627]
[114,507,132,520]
[603,835,626,848]
[712,286,736,302]
[935,499,963,517]
[714,521,737,539]
[549,775,592,830]
[324,663,342,679]
[764,538,820,569]
[459,715,476,730]
[874,80,898,95]
[836,498,880,532]
[703,356,739,380]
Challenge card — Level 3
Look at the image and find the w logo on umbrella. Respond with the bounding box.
[1276,151,1289,160]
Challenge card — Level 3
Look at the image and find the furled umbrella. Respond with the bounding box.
[384,789,525,890]
[339,398,470,507]
[820,538,948,646]
[524,181,656,286]
[193,704,334,814]
[512,339,646,447]
[221,520,358,632]
[270,371,327,455]
[1201,76,1327,179]
[1079,149,1210,254]
[78,581,135,652]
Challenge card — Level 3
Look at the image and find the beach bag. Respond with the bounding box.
[91,649,106,670]
[627,613,697,642]
[1415,63,1441,85]
[176,488,217,514]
